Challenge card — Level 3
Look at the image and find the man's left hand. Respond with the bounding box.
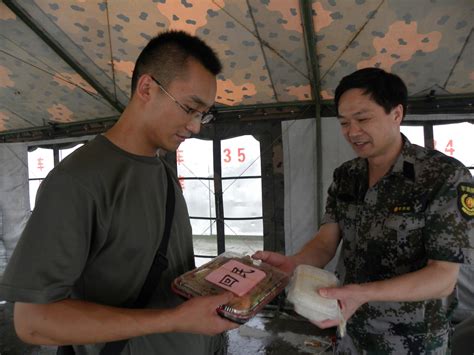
[311,283,367,328]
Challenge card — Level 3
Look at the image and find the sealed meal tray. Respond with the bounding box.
[172,252,289,323]
[287,264,346,337]
[287,264,341,322]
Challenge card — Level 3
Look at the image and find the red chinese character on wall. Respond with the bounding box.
[37,157,44,172]
[177,149,184,165]
[178,175,185,190]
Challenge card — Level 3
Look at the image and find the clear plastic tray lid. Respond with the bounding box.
[172,252,289,322]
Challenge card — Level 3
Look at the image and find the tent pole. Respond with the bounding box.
[300,0,323,226]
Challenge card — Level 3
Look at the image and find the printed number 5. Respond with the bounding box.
[238,148,246,162]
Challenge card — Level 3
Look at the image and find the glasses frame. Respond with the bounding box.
[150,76,215,124]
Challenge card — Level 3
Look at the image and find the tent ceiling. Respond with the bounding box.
[0,0,473,142]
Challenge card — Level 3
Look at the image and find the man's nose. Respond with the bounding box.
[187,117,201,135]
[347,121,362,137]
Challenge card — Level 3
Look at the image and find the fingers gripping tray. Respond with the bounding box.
[172,252,289,323]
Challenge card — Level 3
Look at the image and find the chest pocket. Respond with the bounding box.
[384,214,426,272]
[384,214,425,231]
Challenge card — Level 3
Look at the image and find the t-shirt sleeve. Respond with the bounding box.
[0,169,99,303]
[424,166,474,264]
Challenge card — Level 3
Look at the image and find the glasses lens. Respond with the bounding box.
[201,113,214,124]
[189,110,202,121]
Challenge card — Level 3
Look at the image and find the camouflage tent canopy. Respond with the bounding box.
[0,0,473,142]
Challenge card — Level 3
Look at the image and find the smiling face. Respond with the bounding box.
[337,88,403,164]
[142,58,217,152]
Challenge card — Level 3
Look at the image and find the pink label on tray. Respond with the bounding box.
[205,260,266,296]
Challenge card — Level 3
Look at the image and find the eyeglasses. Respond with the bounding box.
[150,76,215,124]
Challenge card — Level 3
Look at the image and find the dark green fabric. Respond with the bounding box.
[0,135,222,354]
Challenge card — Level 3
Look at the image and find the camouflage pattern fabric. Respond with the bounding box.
[322,135,474,354]
[1,1,473,134]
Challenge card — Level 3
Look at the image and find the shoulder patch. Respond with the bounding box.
[458,183,474,220]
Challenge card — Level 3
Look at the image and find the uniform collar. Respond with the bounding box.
[351,134,417,181]
[391,134,416,181]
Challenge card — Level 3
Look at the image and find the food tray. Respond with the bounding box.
[172,252,289,323]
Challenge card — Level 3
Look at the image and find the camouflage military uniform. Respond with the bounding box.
[322,136,474,354]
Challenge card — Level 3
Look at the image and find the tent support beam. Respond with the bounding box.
[1,95,474,143]
[3,0,124,113]
[300,0,323,226]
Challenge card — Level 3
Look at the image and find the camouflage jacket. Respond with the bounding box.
[323,136,474,354]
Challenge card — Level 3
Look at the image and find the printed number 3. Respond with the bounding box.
[223,148,231,163]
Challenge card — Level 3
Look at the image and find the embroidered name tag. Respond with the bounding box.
[393,205,412,213]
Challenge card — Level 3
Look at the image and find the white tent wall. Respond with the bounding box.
[0,143,29,277]
[282,118,318,256]
[282,117,354,269]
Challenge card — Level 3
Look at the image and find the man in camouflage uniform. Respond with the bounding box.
[254,68,473,354]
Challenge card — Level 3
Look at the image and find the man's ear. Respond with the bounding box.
[392,104,404,124]
[134,75,153,103]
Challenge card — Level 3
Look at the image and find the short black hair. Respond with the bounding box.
[334,68,408,118]
[131,30,222,95]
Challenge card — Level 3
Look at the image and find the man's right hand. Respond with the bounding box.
[15,294,239,346]
[173,292,240,335]
[252,251,297,275]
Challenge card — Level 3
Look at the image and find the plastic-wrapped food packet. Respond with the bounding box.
[287,264,346,337]
[172,252,289,323]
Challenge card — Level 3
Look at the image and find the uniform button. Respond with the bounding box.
[400,224,406,231]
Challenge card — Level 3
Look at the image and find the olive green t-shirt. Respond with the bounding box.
[0,135,222,354]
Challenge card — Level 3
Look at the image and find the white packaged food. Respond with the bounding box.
[287,264,341,322]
